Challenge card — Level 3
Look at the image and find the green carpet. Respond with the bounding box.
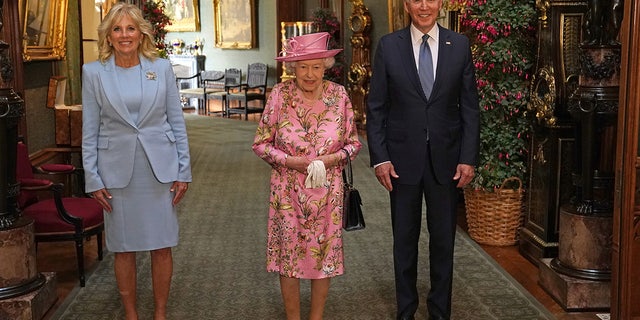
[51,114,555,319]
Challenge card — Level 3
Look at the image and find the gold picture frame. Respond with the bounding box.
[388,0,409,32]
[19,0,68,61]
[160,0,201,32]
[214,0,256,49]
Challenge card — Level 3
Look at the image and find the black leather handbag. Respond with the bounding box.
[341,149,365,231]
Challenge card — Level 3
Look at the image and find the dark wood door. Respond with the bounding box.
[611,0,640,318]
[275,1,304,83]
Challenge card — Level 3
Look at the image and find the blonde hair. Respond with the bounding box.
[97,3,158,63]
[284,57,336,72]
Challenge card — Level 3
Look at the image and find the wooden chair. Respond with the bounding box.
[177,70,225,113]
[16,141,104,287]
[207,68,243,117]
[173,64,200,109]
[226,63,268,120]
[200,70,227,115]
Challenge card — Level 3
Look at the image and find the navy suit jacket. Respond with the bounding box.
[82,56,192,193]
[366,25,480,185]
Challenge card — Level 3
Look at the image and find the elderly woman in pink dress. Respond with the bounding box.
[252,32,362,320]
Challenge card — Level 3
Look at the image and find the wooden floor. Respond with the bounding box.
[36,102,605,320]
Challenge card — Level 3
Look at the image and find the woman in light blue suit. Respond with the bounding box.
[81,3,191,319]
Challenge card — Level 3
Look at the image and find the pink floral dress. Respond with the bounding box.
[252,80,362,279]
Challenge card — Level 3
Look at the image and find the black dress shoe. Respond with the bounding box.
[397,314,415,320]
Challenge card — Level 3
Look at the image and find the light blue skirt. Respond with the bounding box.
[104,141,179,252]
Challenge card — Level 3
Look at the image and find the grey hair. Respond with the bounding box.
[284,57,336,71]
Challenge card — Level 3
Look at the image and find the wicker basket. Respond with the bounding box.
[463,177,525,246]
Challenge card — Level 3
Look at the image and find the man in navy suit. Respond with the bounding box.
[366,0,480,319]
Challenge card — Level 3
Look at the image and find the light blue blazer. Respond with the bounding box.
[82,55,192,193]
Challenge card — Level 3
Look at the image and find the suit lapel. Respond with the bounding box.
[433,26,452,100]
[100,57,136,127]
[137,58,159,125]
[397,28,425,101]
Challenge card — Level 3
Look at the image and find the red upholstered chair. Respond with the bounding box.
[34,158,84,198]
[16,141,104,287]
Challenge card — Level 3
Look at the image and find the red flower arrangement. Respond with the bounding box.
[142,0,172,58]
[457,0,537,190]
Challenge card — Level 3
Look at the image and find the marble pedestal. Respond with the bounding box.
[0,217,57,319]
[539,258,610,311]
[538,206,612,311]
[0,273,57,320]
[554,207,612,279]
[0,217,42,298]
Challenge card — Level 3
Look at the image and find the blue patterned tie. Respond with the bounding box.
[419,34,434,99]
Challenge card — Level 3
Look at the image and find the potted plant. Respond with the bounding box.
[142,0,172,58]
[455,0,537,245]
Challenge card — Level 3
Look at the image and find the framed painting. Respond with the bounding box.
[19,0,68,61]
[161,0,201,32]
[214,0,256,49]
[388,0,409,32]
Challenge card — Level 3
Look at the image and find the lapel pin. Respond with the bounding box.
[446,41,451,45]
[146,71,157,80]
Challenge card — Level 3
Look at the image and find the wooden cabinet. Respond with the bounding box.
[47,76,82,146]
[519,0,587,263]
[54,106,82,146]
[521,124,574,261]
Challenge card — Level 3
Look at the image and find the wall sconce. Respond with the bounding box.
[95,0,105,20]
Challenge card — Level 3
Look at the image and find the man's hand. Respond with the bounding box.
[374,162,399,191]
[453,164,475,188]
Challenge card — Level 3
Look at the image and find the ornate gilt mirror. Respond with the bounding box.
[19,0,69,61]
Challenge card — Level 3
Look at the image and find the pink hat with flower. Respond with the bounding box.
[275,32,342,62]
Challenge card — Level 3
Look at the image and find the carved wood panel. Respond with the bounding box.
[520,0,587,263]
[346,0,371,127]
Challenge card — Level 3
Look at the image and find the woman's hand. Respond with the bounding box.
[286,156,311,173]
[171,181,189,205]
[316,152,341,169]
[91,189,113,212]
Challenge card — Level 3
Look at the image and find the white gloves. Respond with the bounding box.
[304,160,327,188]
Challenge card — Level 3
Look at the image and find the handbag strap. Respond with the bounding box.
[341,149,353,185]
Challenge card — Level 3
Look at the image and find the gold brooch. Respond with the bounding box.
[145,71,157,80]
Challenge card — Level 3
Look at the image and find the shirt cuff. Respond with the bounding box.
[373,161,391,168]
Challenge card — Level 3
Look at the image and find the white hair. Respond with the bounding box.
[284,57,336,71]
